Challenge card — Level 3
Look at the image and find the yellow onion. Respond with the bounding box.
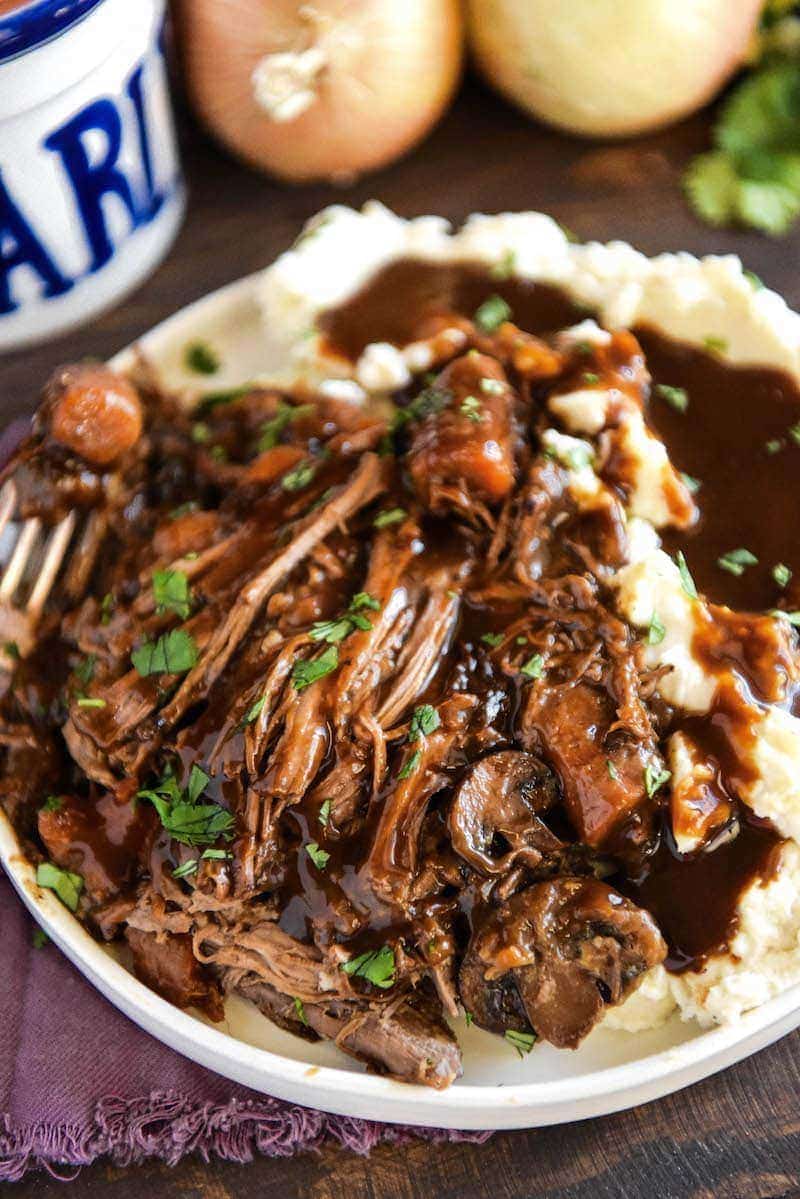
[467,0,763,138]
[174,0,464,183]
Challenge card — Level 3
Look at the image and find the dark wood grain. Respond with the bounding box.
[5,77,800,1199]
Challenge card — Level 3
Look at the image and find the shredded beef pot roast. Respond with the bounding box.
[6,262,789,1089]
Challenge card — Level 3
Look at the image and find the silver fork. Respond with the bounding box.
[0,478,104,667]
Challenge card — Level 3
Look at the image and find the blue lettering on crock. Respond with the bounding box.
[0,169,73,315]
[0,49,174,316]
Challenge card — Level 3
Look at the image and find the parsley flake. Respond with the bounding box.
[318,798,332,827]
[647,612,666,646]
[172,859,198,880]
[474,294,512,333]
[644,763,671,799]
[773,563,792,589]
[137,767,234,848]
[765,438,785,455]
[680,472,701,494]
[3,640,20,661]
[460,395,482,422]
[282,460,316,492]
[37,862,83,912]
[184,340,220,375]
[409,705,440,741]
[582,372,600,385]
[718,547,758,576]
[398,749,422,780]
[789,423,800,447]
[769,609,800,626]
[257,402,314,452]
[132,629,198,677]
[480,378,505,395]
[293,996,308,1026]
[655,383,689,414]
[76,696,106,708]
[341,944,396,989]
[74,654,96,687]
[490,249,516,280]
[32,927,49,949]
[292,644,339,690]
[505,1028,536,1057]
[41,796,63,813]
[242,696,266,725]
[306,841,330,870]
[703,336,728,354]
[521,653,544,679]
[675,551,698,600]
[373,508,406,528]
[607,760,620,781]
[153,569,192,620]
[481,632,504,648]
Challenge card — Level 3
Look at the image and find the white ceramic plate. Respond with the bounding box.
[3,267,800,1131]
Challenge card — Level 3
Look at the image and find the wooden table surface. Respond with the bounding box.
[6,80,800,1199]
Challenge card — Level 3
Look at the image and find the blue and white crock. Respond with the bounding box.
[0,0,184,350]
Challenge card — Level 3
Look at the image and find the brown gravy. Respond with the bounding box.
[321,257,796,972]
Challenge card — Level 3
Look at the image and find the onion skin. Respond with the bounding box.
[174,0,464,183]
[467,0,762,138]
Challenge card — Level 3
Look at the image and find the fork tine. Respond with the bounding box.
[0,517,40,601]
[26,510,76,617]
[0,480,16,544]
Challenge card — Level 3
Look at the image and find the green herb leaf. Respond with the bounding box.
[460,395,482,422]
[644,762,671,799]
[350,592,380,612]
[769,608,800,626]
[37,862,83,912]
[132,629,198,677]
[196,384,253,415]
[172,858,198,880]
[169,501,199,520]
[309,616,354,644]
[201,847,231,861]
[32,927,49,949]
[680,472,702,494]
[675,551,698,600]
[582,372,600,385]
[184,340,220,375]
[464,1010,473,1027]
[655,383,689,414]
[765,438,785,455]
[282,460,316,492]
[137,768,234,848]
[773,563,792,588]
[704,336,728,354]
[153,569,192,620]
[187,764,210,805]
[408,704,440,741]
[191,422,210,444]
[481,632,504,648]
[3,640,20,661]
[606,759,620,781]
[341,944,396,989]
[480,378,505,395]
[41,796,63,813]
[718,547,759,576]
[647,612,666,646]
[505,1028,536,1057]
[373,507,407,528]
[100,593,114,625]
[744,269,764,290]
[789,422,800,446]
[474,294,512,333]
[291,644,339,691]
[293,996,308,1026]
[306,841,330,870]
[318,798,332,827]
[242,695,266,725]
[257,401,314,452]
[520,653,544,680]
[76,696,106,709]
[74,654,96,687]
[398,749,422,780]
[490,249,516,280]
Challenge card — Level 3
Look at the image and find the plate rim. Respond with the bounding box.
[3,264,800,1130]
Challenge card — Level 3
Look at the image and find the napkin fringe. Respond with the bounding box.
[0,1091,491,1181]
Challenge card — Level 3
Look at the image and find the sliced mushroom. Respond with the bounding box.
[459,878,666,1049]
[448,750,562,876]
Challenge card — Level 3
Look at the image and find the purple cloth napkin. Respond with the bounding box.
[0,876,490,1182]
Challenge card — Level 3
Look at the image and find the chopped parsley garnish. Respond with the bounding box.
[310,593,380,645]
[132,629,198,677]
[291,644,339,690]
[520,653,544,680]
[169,501,199,521]
[282,460,316,492]
[773,563,792,588]
[293,996,308,1026]
[137,766,235,847]
[373,507,406,528]
[606,760,620,781]
[202,848,231,861]
[544,441,595,472]
[744,270,764,291]
[703,336,728,354]
[393,386,450,431]
[644,763,671,799]
[37,862,83,912]
[209,445,228,463]
[76,696,106,709]
[398,749,422,780]
[318,798,332,827]
[172,859,198,880]
[765,438,785,455]
[341,944,395,989]
[460,395,482,422]
[680,472,701,494]
[474,294,512,333]
[184,340,220,375]
[464,1010,473,1027]
[789,422,800,447]
[655,383,689,414]
[191,422,210,444]
[647,612,666,646]
[196,384,253,415]
[481,632,504,648]
[408,704,440,741]
[100,593,114,625]
[769,609,800,626]
[490,249,516,280]
[3,640,20,660]
[153,569,192,620]
[480,378,505,395]
[41,796,63,813]
[717,547,758,576]
[32,927,49,949]
[675,551,698,600]
[305,841,330,870]
[74,654,96,687]
[582,372,600,385]
[242,695,266,725]
[257,402,314,452]
[505,1028,536,1057]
